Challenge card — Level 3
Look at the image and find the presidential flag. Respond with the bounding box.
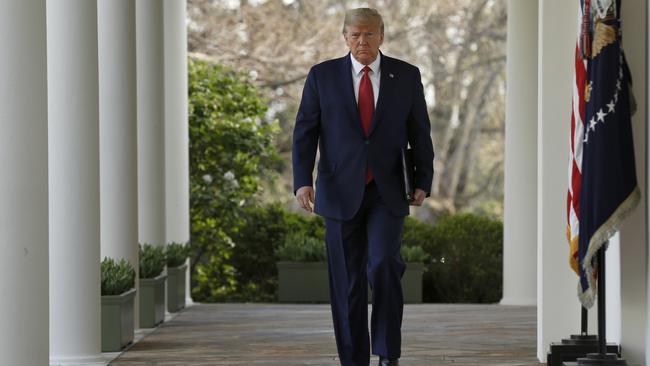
[569,0,640,308]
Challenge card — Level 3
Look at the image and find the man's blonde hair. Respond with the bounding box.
[342,8,384,35]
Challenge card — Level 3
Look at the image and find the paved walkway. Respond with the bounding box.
[110,303,543,366]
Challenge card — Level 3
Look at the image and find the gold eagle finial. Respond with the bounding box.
[591,11,617,58]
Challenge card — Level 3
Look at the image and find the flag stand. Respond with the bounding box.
[547,307,618,366]
[573,245,628,365]
[549,245,621,366]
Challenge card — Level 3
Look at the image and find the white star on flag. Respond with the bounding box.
[596,109,607,122]
[607,101,616,112]
[590,118,597,131]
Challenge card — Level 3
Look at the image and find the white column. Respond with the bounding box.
[537,0,583,361]
[137,0,166,247]
[0,2,49,365]
[47,0,103,364]
[164,0,192,303]
[98,0,139,326]
[618,1,648,364]
[501,0,538,306]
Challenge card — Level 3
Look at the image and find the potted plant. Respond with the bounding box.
[166,242,190,312]
[138,243,167,328]
[399,245,429,303]
[101,257,136,352]
[275,233,329,302]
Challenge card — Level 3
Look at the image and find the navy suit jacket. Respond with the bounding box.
[292,53,434,220]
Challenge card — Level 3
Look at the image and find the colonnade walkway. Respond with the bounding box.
[110,303,542,366]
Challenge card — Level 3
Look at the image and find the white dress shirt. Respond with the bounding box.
[350,53,380,107]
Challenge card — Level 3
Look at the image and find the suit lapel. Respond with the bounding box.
[369,53,392,136]
[340,55,364,137]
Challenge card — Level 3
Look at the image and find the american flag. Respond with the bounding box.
[566,1,588,279]
[568,0,640,308]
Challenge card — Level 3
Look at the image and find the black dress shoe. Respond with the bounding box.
[378,357,399,366]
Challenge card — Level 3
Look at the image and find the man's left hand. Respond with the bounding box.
[412,188,427,206]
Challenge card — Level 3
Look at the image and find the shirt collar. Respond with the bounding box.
[350,52,381,76]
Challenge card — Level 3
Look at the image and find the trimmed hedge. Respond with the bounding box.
[223,203,324,301]
[213,204,502,303]
[424,213,503,303]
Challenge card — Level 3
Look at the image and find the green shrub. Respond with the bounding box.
[275,233,327,262]
[193,254,238,301]
[220,203,323,302]
[400,245,430,263]
[424,213,503,303]
[192,200,502,303]
[167,242,191,267]
[188,58,280,302]
[192,202,324,302]
[101,257,135,296]
[139,244,166,279]
[401,216,438,250]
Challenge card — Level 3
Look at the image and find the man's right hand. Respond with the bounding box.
[296,186,315,213]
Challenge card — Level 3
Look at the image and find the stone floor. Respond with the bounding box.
[109,303,544,366]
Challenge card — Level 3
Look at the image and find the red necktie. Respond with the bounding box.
[358,66,374,184]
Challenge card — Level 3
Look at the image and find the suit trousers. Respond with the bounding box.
[324,181,406,366]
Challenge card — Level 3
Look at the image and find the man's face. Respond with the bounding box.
[344,23,384,65]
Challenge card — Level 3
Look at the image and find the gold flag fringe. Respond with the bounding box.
[578,186,641,308]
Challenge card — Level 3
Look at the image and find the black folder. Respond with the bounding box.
[400,147,416,204]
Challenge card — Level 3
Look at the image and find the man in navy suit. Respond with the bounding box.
[292,8,434,366]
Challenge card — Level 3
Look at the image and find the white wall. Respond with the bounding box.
[618,1,648,364]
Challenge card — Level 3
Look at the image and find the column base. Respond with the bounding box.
[499,296,536,306]
[50,354,106,366]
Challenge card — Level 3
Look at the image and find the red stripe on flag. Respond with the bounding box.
[571,159,581,217]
